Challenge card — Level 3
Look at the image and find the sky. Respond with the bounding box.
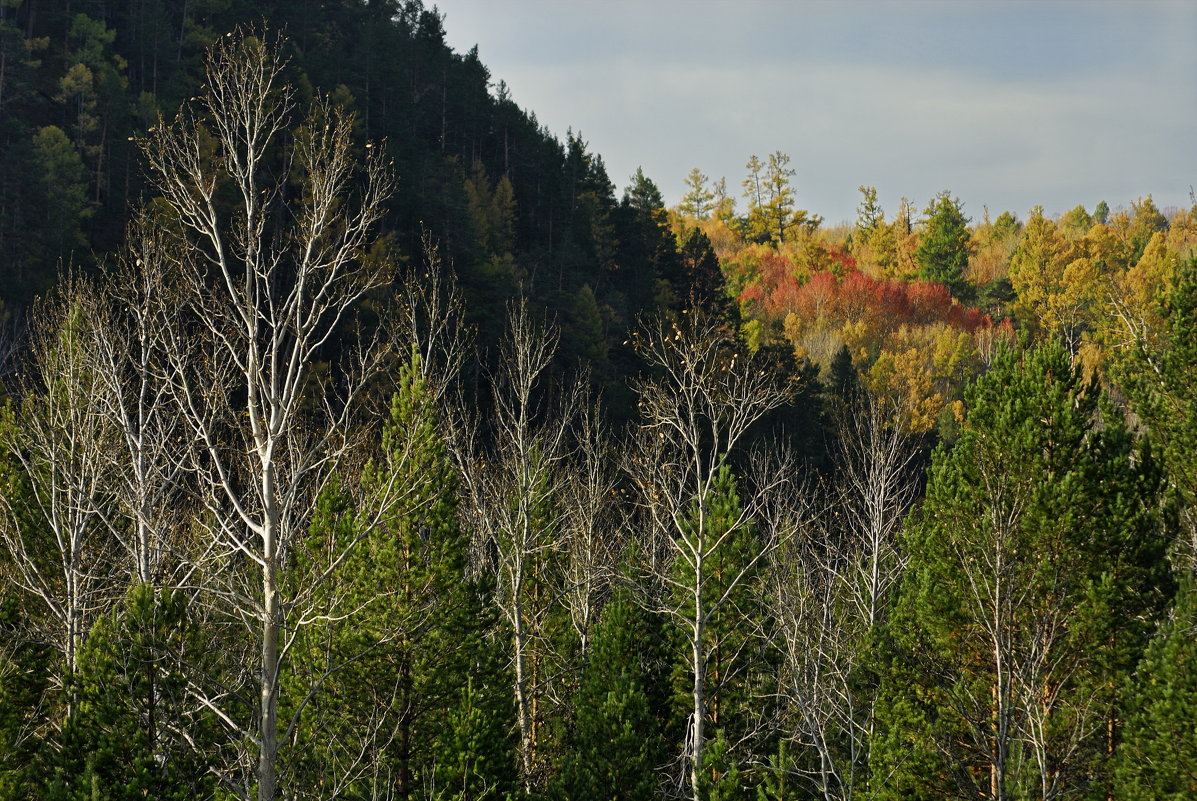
[429,0,1197,226]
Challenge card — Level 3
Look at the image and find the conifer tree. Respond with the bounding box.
[1114,577,1197,800]
[434,675,518,801]
[1121,254,1197,568]
[915,191,972,301]
[680,168,716,220]
[626,313,789,801]
[1112,254,1197,801]
[668,465,769,777]
[672,227,736,324]
[288,352,510,800]
[875,341,1170,800]
[554,584,665,801]
[45,585,211,801]
[0,590,51,799]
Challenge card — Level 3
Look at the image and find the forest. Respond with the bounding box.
[1,2,1196,800]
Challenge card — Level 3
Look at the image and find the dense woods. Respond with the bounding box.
[1,3,1196,800]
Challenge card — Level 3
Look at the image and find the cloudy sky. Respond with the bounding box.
[429,0,1196,226]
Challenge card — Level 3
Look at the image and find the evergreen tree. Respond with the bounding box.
[1113,254,1197,801]
[1114,576,1197,800]
[287,352,511,799]
[45,584,211,801]
[915,191,972,301]
[616,166,679,318]
[1121,254,1197,569]
[669,465,771,800]
[673,226,736,324]
[0,590,51,799]
[553,585,665,801]
[31,125,90,266]
[875,341,1170,800]
[741,152,816,244]
[433,674,518,801]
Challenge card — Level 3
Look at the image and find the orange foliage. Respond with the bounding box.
[781,270,989,337]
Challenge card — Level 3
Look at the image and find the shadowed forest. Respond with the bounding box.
[0,3,1195,800]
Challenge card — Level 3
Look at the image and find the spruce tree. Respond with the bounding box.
[914,191,972,301]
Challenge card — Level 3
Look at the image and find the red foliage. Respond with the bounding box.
[757,250,802,317]
[731,239,989,341]
[826,243,857,273]
[776,270,990,334]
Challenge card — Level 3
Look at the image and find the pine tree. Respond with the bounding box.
[434,674,518,801]
[1114,577,1197,800]
[669,465,770,800]
[1112,255,1197,801]
[553,586,665,801]
[0,590,51,799]
[1121,254,1197,569]
[45,585,211,801]
[673,227,736,324]
[287,352,511,799]
[875,341,1170,800]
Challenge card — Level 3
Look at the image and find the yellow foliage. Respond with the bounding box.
[1009,209,1100,353]
[1121,232,1173,315]
[854,223,898,279]
[696,216,744,261]
[1165,207,1197,257]
[889,198,921,280]
[928,324,979,386]
[866,347,944,435]
[1075,337,1104,383]
[838,318,873,364]
[782,313,808,362]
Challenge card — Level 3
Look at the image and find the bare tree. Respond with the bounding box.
[0,282,118,689]
[769,388,919,801]
[450,301,581,793]
[86,210,190,587]
[559,400,621,658]
[624,312,789,801]
[133,32,404,800]
[832,391,919,632]
[394,232,472,408]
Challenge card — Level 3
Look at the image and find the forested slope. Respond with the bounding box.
[1,0,721,415]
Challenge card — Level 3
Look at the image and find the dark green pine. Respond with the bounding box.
[1114,576,1197,800]
[553,585,665,801]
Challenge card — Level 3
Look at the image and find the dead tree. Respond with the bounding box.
[0,283,118,691]
[450,301,582,793]
[86,211,190,587]
[624,312,789,801]
[134,32,403,800]
[770,388,919,800]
